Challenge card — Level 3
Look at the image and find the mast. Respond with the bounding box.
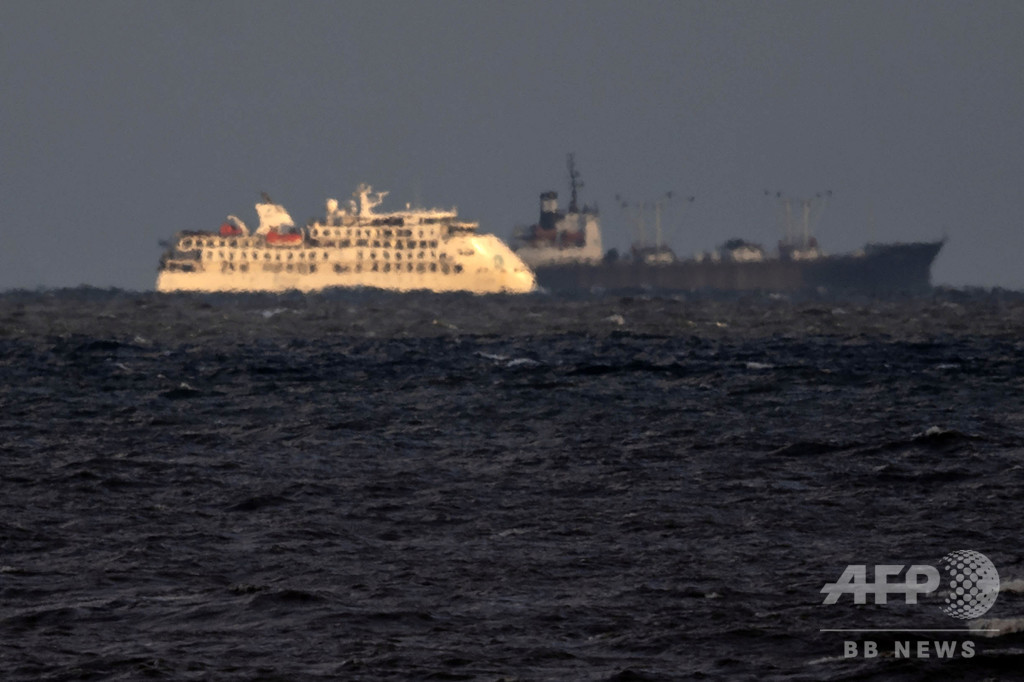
[567,153,583,214]
[617,191,681,250]
[774,191,831,249]
[653,192,673,248]
[638,202,646,247]
[784,198,794,245]
[654,201,662,249]
[802,199,811,247]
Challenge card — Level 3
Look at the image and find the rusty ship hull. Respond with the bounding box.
[531,240,945,295]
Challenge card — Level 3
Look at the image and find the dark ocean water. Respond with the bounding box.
[2,287,1024,680]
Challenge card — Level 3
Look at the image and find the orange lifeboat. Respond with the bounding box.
[220,223,245,237]
[266,231,303,246]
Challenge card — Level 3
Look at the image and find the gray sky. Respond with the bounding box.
[3,0,1022,291]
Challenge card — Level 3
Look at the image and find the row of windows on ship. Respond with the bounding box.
[313,223,442,236]
[180,235,440,250]
[217,261,464,275]
[321,216,449,228]
[201,248,448,263]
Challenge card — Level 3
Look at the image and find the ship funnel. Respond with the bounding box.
[539,191,560,232]
[540,191,558,215]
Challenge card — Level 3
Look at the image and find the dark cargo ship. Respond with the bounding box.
[511,158,944,295]
[527,240,944,295]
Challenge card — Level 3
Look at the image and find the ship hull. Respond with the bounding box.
[156,266,531,295]
[532,241,944,295]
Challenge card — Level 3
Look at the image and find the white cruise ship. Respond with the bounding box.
[157,184,537,294]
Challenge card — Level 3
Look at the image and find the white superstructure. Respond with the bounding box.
[511,157,603,267]
[512,193,604,267]
[156,184,537,294]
